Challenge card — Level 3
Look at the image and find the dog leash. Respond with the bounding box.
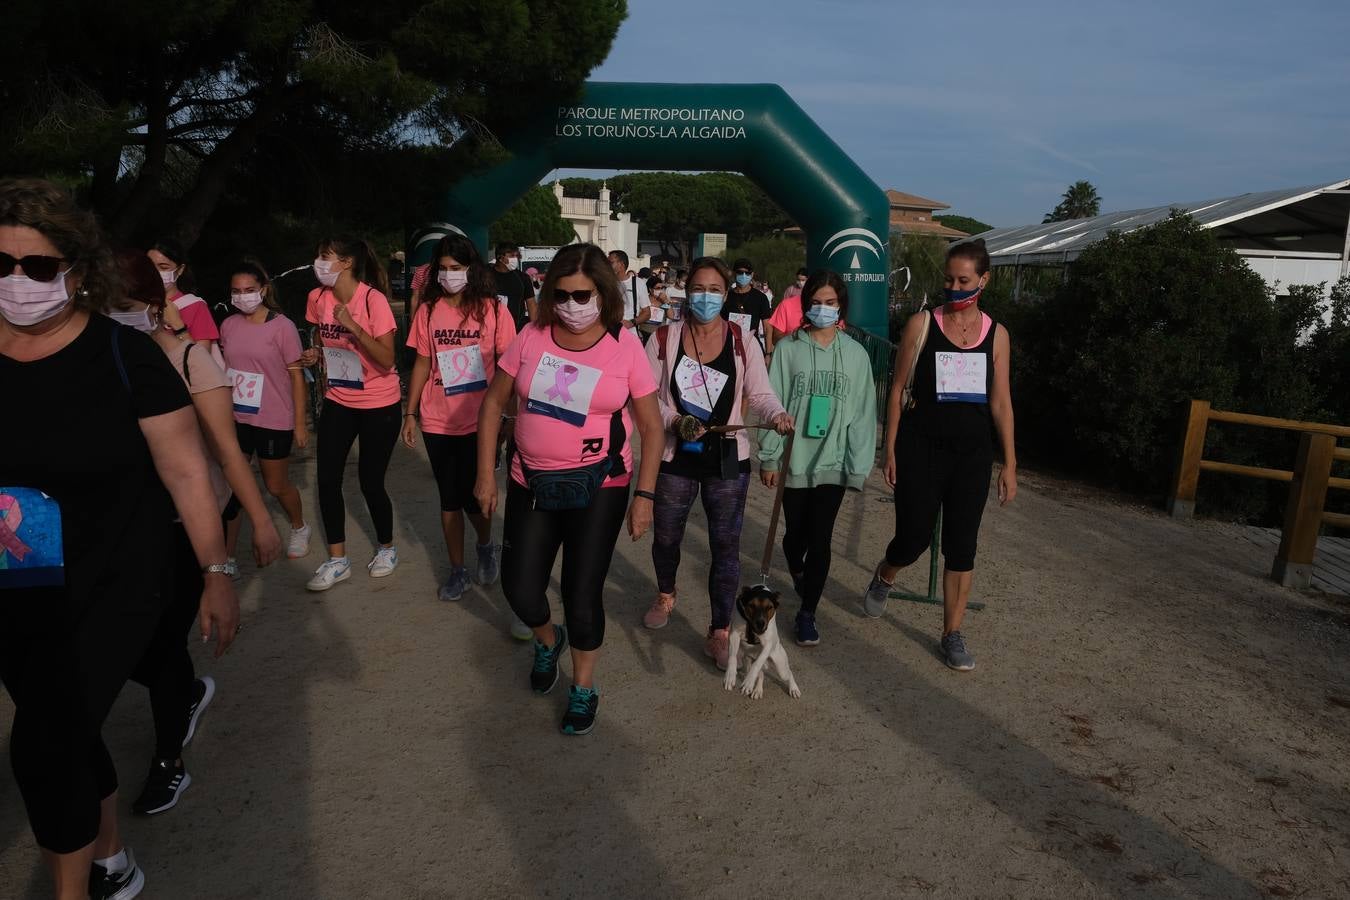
[757,431,794,587]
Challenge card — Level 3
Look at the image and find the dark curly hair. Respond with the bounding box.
[0,177,119,314]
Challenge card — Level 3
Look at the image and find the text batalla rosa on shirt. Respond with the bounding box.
[555,105,750,140]
[433,327,482,343]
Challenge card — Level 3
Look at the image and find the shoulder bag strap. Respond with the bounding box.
[181,342,195,388]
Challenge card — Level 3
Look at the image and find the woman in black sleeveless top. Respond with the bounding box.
[862,239,1017,671]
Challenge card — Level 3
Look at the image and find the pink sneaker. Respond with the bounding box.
[643,592,676,630]
[704,627,730,671]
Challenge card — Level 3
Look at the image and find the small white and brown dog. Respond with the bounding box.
[724,585,801,700]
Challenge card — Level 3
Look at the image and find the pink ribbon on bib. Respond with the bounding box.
[688,368,707,390]
[546,364,580,402]
[0,494,31,563]
[447,351,476,384]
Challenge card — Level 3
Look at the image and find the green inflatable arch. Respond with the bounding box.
[418,81,891,337]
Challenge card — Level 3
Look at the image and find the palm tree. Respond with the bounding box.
[1043,181,1102,223]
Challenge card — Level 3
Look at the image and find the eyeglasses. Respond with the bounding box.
[553,288,596,304]
[0,252,70,282]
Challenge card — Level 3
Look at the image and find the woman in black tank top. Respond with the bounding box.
[862,239,1018,672]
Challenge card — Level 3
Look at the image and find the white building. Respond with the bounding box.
[974,179,1350,298]
[552,181,645,267]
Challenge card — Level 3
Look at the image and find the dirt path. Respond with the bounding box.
[3,442,1348,899]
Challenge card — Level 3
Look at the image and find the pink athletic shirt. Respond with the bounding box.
[767,298,845,336]
[498,323,657,488]
[406,297,517,436]
[172,293,220,343]
[220,312,305,431]
[305,284,400,409]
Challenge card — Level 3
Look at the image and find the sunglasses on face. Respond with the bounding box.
[734,269,752,275]
[0,252,70,282]
[552,288,596,304]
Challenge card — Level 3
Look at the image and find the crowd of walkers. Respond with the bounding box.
[0,176,1015,899]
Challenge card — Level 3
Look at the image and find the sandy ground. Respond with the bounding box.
[2,435,1349,899]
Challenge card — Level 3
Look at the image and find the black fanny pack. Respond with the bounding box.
[521,456,613,511]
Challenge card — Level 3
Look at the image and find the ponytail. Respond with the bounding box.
[317,235,391,298]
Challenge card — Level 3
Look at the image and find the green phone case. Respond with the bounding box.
[805,394,832,437]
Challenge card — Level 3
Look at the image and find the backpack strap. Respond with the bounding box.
[655,323,671,360]
[728,320,747,367]
[180,342,195,388]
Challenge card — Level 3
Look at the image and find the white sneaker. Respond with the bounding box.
[306,557,351,592]
[368,546,398,578]
[287,524,312,559]
[510,616,534,641]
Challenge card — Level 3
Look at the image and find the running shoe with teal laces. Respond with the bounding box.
[560,684,599,736]
[530,625,568,693]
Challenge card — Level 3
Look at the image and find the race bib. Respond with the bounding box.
[323,347,364,390]
[437,343,488,396]
[935,351,988,403]
[648,306,666,324]
[526,352,602,427]
[0,488,65,589]
[227,368,265,415]
[728,312,753,334]
[674,356,729,421]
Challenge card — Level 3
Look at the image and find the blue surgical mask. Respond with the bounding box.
[734,273,752,288]
[806,304,840,329]
[689,291,724,323]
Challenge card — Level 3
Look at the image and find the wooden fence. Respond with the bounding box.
[1168,400,1350,588]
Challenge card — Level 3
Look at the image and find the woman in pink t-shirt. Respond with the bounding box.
[148,238,222,365]
[402,234,517,601]
[298,236,403,591]
[219,260,312,565]
[475,243,664,737]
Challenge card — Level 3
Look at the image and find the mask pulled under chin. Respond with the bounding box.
[0,272,74,326]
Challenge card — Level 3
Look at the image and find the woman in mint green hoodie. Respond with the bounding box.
[759,270,877,646]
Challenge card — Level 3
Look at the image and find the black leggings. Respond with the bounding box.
[317,399,401,546]
[781,484,847,613]
[885,430,993,573]
[129,524,201,759]
[500,480,628,652]
[1,578,167,852]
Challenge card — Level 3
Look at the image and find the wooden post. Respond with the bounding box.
[1168,400,1211,518]
[1272,433,1335,588]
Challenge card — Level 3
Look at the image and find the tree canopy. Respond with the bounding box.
[1043,180,1102,223]
[934,214,992,236]
[491,185,577,247]
[2,0,627,247]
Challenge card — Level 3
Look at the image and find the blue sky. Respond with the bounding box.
[557,0,1350,227]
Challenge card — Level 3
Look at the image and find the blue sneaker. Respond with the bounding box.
[862,566,893,618]
[560,685,599,736]
[795,610,820,646]
[941,631,975,671]
[530,625,568,694]
[475,543,500,585]
[437,566,470,602]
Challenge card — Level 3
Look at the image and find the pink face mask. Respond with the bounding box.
[0,271,74,326]
[555,297,600,333]
[437,270,468,294]
[159,268,176,287]
[313,258,340,287]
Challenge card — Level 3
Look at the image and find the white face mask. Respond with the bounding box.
[313,258,340,287]
[232,291,264,314]
[437,270,468,294]
[159,268,177,287]
[109,307,157,333]
[506,257,520,271]
[0,270,74,326]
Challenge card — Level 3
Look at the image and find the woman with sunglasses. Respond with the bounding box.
[403,234,516,601]
[0,177,239,900]
[475,243,663,736]
[641,257,792,670]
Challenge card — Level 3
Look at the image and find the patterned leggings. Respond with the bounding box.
[651,471,750,630]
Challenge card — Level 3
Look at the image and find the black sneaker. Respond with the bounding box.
[132,759,192,816]
[182,675,215,748]
[530,625,568,694]
[89,848,146,900]
[560,685,599,736]
[795,610,820,646]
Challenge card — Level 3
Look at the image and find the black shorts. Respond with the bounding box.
[235,422,294,461]
[423,431,482,514]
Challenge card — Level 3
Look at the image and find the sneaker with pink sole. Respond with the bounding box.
[643,592,676,629]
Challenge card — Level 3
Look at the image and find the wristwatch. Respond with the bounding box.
[202,563,234,577]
